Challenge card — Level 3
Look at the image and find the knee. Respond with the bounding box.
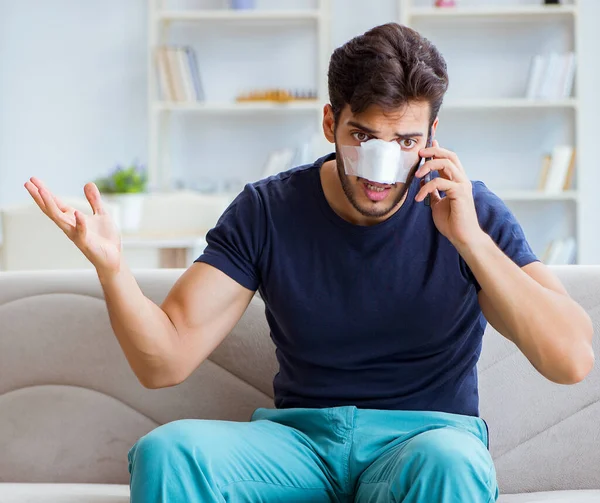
[129,420,205,469]
[406,427,493,480]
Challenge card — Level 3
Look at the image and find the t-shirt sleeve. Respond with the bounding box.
[194,184,266,291]
[465,181,539,290]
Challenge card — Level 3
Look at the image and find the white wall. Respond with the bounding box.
[575,0,600,264]
[0,0,147,204]
[0,0,598,261]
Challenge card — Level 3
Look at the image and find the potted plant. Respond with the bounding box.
[95,161,147,233]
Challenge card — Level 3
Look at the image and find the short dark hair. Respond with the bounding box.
[328,23,449,127]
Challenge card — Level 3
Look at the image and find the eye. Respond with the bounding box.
[352,131,371,143]
[399,139,417,149]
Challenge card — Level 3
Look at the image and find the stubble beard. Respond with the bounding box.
[334,142,421,219]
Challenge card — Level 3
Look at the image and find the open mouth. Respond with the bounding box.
[360,178,393,202]
[365,182,388,192]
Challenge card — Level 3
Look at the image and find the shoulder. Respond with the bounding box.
[249,155,329,205]
[252,162,320,193]
[223,157,325,227]
[471,180,501,207]
[470,180,511,222]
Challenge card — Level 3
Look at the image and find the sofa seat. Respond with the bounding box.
[1,485,599,503]
[0,484,129,502]
[499,491,600,502]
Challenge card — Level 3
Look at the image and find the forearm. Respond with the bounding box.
[457,232,594,383]
[97,263,182,387]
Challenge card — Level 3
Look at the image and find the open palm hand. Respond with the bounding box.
[25,178,122,273]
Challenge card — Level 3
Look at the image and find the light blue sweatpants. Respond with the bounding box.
[128,406,499,502]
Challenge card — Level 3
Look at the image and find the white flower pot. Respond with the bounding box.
[105,193,144,233]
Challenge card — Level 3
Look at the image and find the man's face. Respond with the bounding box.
[326,102,434,219]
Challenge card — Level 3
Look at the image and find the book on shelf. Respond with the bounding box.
[156,46,205,102]
[542,237,577,265]
[526,52,576,101]
[185,47,205,101]
[537,145,576,193]
[537,154,552,191]
[156,49,173,101]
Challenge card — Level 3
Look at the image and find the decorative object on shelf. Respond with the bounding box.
[542,237,576,265]
[537,146,576,194]
[236,88,318,103]
[434,0,456,7]
[261,134,328,179]
[156,46,204,103]
[95,161,148,233]
[231,0,256,9]
[526,52,575,100]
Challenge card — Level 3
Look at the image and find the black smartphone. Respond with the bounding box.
[423,133,434,207]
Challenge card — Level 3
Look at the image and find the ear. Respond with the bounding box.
[322,104,336,143]
[430,116,440,140]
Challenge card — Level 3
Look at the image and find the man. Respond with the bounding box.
[26,23,593,503]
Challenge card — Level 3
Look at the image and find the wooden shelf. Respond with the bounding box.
[157,10,321,23]
[153,101,323,114]
[410,5,577,20]
[496,190,579,202]
[443,98,577,110]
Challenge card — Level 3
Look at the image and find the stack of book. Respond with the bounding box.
[542,237,577,265]
[526,52,576,100]
[538,145,576,193]
[156,46,204,102]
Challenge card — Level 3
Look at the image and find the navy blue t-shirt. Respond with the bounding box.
[196,153,538,417]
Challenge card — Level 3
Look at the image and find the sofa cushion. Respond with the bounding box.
[1,485,598,502]
[499,490,600,502]
[0,484,129,502]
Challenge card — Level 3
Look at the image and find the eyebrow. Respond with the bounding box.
[347,120,424,139]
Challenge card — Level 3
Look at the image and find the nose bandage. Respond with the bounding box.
[340,139,419,184]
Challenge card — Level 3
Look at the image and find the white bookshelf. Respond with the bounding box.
[443,98,577,110]
[399,0,581,263]
[157,9,321,22]
[495,190,579,202]
[410,4,577,19]
[148,0,331,190]
[153,101,323,114]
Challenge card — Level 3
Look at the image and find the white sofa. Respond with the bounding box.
[0,267,599,502]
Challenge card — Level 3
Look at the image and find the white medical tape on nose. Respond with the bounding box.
[339,139,418,185]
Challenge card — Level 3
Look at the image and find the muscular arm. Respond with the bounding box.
[24,177,256,390]
[462,233,595,385]
[99,262,255,389]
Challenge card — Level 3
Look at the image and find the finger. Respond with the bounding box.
[84,183,105,215]
[52,193,69,212]
[433,139,440,148]
[24,180,48,213]
[430,189,443,206]
[29,177,70,213]
[74,210,87,240]
[38,186,72,232]
[415,177,460,202]
[417,158,466,183]
[419,146,464,173]
[30,176,51,194]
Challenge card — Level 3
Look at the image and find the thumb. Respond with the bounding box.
[84,183,105,215]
